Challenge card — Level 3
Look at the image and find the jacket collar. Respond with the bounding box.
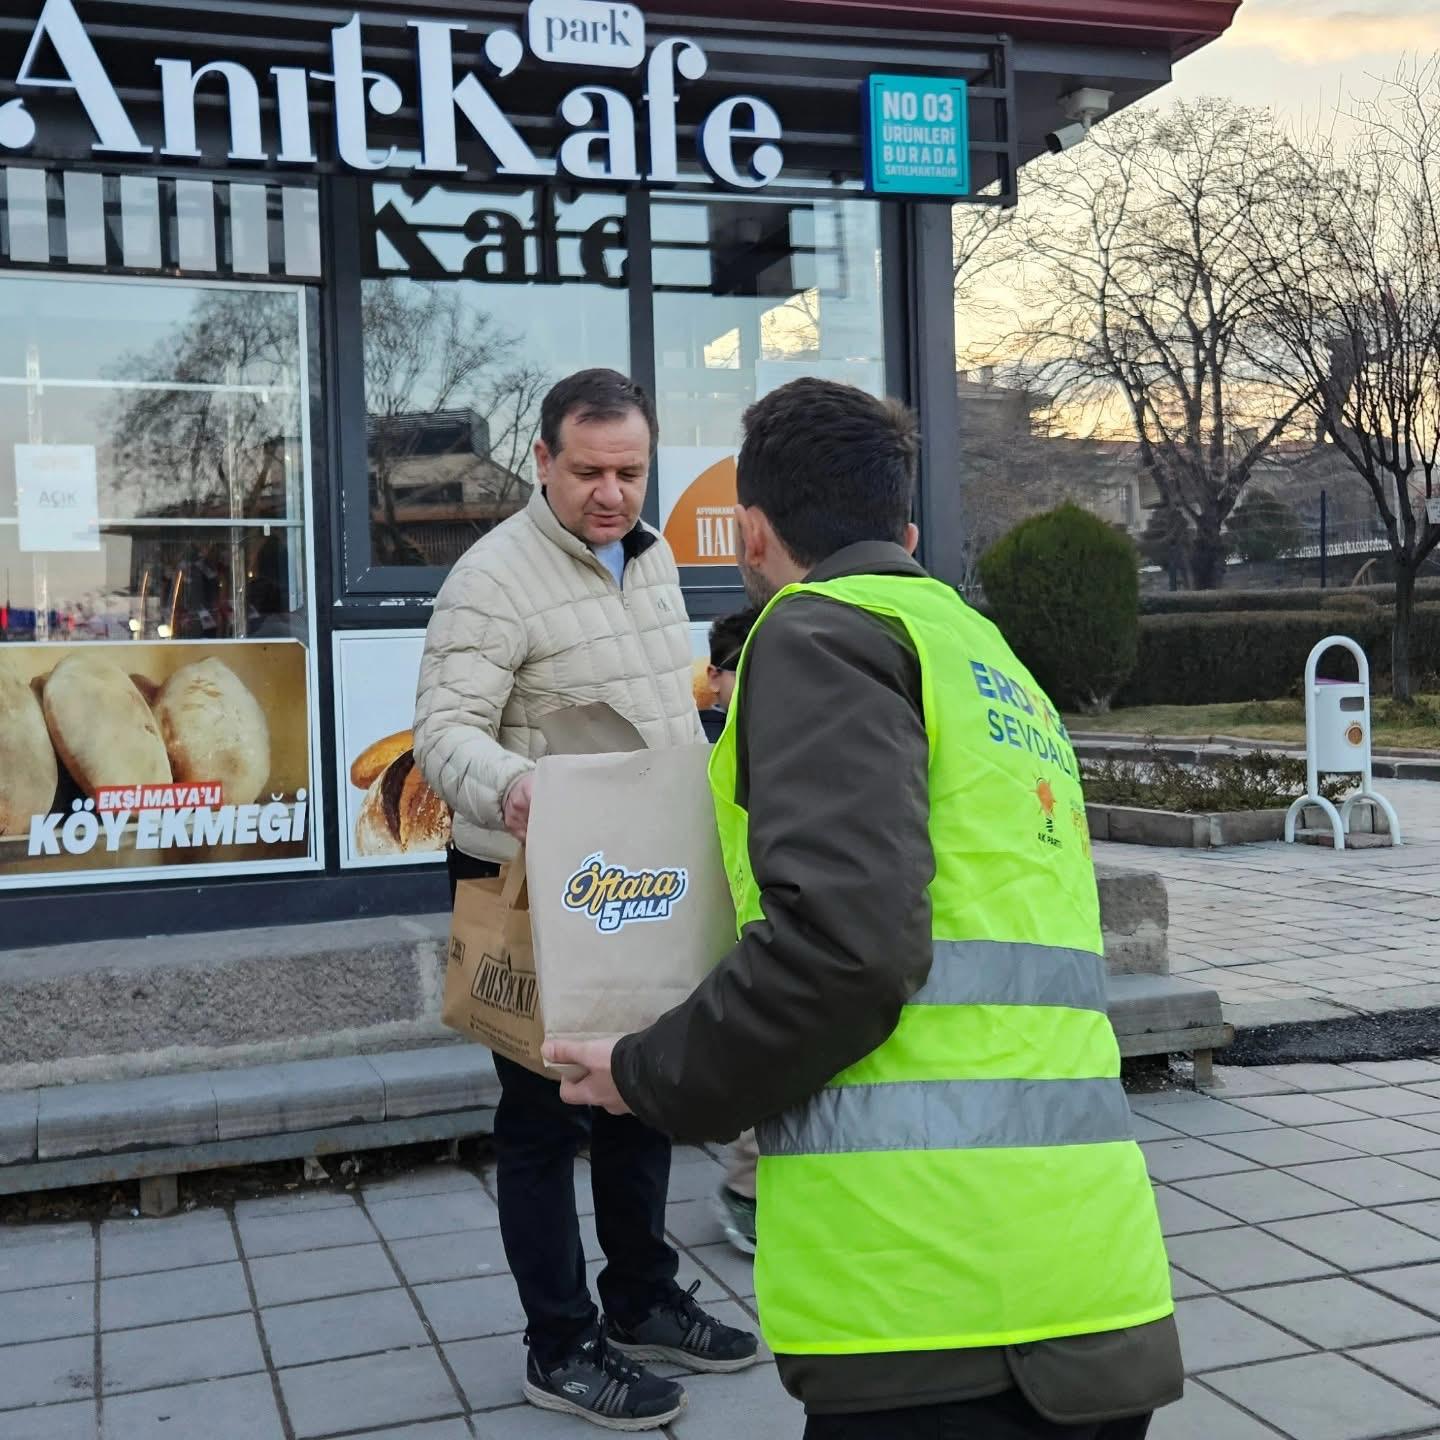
[804,541,927,585]
[527,488,659,571]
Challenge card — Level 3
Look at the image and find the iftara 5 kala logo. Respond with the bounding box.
[563,851,688,934]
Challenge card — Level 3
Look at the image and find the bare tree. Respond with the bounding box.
[1003,99,1317,588]
[953,201,1019,313]
[954,410,1126,593]
[1251,62,1440,698]
[109,290,301,519]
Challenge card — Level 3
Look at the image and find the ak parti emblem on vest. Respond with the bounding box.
[1034,778,1064,850]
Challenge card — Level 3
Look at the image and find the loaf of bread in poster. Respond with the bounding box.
[43,653,172,795]
[356,750,450,856]
[350,730,413,790]
[154,658,272,806]
[0,659,59,836]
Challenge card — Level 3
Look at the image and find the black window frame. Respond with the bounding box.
[327,178,917,617]
[328,178,652,609]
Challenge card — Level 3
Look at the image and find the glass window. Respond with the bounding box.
[651,194,886,567]
[0,274,307,643]
[0,271,320,889]
[361,184,630,569]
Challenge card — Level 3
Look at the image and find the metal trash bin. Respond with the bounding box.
[1311,678,1369,774]
[1284,636,1401,851]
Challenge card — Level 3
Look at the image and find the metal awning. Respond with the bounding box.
[647,0,1241,58]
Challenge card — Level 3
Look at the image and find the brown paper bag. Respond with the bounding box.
[443,857,552,1077]
[525,744,736,1048]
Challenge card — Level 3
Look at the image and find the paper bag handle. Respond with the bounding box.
[501,852,528,910]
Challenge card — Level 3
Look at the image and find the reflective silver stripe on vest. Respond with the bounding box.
[914,941,1107,1013]
[757,1078,1134,1157]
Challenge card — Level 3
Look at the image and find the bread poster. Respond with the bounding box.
[0,639,317,887]
[332,630,449,869]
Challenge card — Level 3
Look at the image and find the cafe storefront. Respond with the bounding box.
[0,0,1236,944]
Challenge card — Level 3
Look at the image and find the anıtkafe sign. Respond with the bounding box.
[0,0,786,190]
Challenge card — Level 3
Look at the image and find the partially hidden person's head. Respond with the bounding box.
[734,378,919,605]
[535,369,659,547]
[707,605,761,710]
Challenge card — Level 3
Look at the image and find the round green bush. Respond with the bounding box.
[979,504,1140,714]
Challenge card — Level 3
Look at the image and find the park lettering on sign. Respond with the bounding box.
[528,0,645,68]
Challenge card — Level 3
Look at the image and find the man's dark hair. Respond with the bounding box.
[736,379,918,566]
[540,369,659,455]
[708,605,760,671]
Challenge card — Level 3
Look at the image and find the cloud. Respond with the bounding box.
[1227,4,1440,63]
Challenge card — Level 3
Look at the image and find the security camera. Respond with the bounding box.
[1045,122,1090,154]
[1043,87,1113,154]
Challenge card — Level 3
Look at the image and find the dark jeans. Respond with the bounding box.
[449,847,680,1365]
[803,1395,1151,1440]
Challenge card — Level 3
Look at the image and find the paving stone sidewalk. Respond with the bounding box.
[1095,778,1440,1031]
[7,1060,1440,1437]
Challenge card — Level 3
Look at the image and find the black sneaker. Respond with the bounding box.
[609,1280,761,1374]
[524,1328,685,1432]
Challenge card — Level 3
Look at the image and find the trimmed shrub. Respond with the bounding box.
[980,505,1140,713]
[1118,602,1440,705]
[1122,612,1358,706]
[1141,588,1337,616]
[1082,745,1349,813]
[1319,592,1381,613]
[1140,577,1440,616]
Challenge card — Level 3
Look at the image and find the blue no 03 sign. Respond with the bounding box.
[864,74,971,197]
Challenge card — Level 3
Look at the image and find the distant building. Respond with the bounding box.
[367,408,532,567]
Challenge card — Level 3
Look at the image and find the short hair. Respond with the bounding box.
[708,606,761,671]
[736,379,918,566]
[540,369,658,455]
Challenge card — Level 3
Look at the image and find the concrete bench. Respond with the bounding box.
[0,974,1227,1206]
[1107,973,1232,1086]
[1093,865,1230,1083]
[0,1045,500,1209]
[0,863,1225,1201]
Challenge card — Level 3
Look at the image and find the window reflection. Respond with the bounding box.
[0,274,308,644]
[361,185,629,569]
[0,529,301,642]
[651,195,885,567]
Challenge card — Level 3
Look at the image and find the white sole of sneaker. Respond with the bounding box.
[523,1381,686,1432]
[711,1195,758,1256]
[608,1340,761,1375]
[720,1224,757,1257]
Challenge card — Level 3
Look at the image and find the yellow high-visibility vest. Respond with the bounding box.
[709,573,1173,1355]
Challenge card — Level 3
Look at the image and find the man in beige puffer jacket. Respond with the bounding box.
[415,370,757,1431]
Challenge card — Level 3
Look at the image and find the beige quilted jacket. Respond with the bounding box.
[414,488,704,861]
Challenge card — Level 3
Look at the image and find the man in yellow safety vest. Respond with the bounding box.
[545,378,1183,1439]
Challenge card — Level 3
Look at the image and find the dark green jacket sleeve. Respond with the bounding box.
[611,594,935,1143]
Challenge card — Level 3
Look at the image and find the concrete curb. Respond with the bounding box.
[1088,804,1288,849]
[18,1049,501,1164]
